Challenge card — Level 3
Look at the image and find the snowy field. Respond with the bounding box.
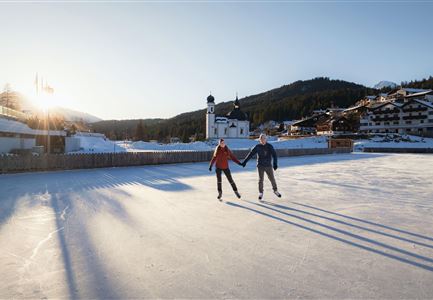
[71,135,329,153]
[354,134,433,151]
[1,153,433,299]
[69,134,433,154]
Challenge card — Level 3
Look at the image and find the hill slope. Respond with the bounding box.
[91,77,375,141]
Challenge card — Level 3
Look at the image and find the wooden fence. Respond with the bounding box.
[0,148,352,174]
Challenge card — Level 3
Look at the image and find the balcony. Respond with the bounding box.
[372,108,400,115]
[371,116,400,122]
[402,107,428,113]
[402,115,427,120]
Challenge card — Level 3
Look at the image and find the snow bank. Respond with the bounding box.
[66,136,329,153]
[66,133,433,154]
[354,134,433,151]
[129,141,211,151]
[70,135,126,153]
[128,136,328,152]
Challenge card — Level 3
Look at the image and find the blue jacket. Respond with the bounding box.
[244,143,278,167]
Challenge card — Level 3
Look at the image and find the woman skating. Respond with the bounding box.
[209,139,242,200]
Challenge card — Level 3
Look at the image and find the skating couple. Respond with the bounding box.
[209,133,282,201]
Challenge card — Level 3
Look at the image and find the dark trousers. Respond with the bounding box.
[216,168,238,192]
[258,166,278,193]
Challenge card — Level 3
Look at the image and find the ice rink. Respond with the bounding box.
[1,153,432,299]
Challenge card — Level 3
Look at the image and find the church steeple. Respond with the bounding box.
[234,93,240,109]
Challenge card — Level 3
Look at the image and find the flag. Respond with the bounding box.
[34,73,39,94]
[44,84,54,94]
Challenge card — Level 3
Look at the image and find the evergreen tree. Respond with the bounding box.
[135,120,145,141]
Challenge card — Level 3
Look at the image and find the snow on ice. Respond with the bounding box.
[1,153,433,298]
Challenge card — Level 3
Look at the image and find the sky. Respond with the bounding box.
[1,1,433,120]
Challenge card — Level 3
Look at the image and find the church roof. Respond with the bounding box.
[226,96,248,121]
[207,94,215,103]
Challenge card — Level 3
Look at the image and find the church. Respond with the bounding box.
[206,94,250,140]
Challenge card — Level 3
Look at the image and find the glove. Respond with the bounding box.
[273,165,278,171]
[209,166,212,172]
[237,161,243,166]
[241,161,246,168]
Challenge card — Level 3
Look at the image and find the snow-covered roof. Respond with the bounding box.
[404,90,433,98]
[215,116,228,123]
[282,120,296,125]
[344,104,367,112]
[414,99,433,109]
[0,116,66,136]
[370,101,403,111]
[0,117,36,135]
[402,88,431,94]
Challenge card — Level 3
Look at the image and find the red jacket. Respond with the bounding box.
[209,146,240,170]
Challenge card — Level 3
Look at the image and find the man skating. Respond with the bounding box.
[241,134,281,200]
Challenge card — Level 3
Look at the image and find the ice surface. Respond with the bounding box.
[1,153,432,298]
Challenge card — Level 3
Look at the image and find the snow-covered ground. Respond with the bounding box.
[72,136,329,153]
[1,153,432,298]
[69,134,433,154]
[355,134,433,151]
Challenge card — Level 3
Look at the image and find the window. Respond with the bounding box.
[406,121,412,124]
[421,120,424,123]
[393,121,399,125]
[429,111,433,115]
[375,122,380,126]
[210,107,214,113]
[214,128,217,135]
[224,128,227,135]
[240,128,244,135]
[384,122,390,125]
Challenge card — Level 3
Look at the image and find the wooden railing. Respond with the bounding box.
[0,148,352,174]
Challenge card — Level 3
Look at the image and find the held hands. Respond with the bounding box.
[273,164,278,171]
[240,161,246,168]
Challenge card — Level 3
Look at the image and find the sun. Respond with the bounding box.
[29,93,67,112]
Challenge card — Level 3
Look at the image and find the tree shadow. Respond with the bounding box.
[0,196,17,229]
[225,201,433,272]
[50,190,136,299]
[291,202,433,242]
[260,201,433,249]
[230,152,387,174]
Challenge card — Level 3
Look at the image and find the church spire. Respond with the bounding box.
[234,93,240,109]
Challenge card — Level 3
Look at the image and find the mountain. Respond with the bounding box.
[52,107,102,123]
[92,77,376,141]
[0,90,102,124]
[374,81,398,89]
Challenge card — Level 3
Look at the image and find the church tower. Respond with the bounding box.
[206,94,215,139]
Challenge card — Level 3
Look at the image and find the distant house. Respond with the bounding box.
[290,113,328,135]
[316,116,354,135]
